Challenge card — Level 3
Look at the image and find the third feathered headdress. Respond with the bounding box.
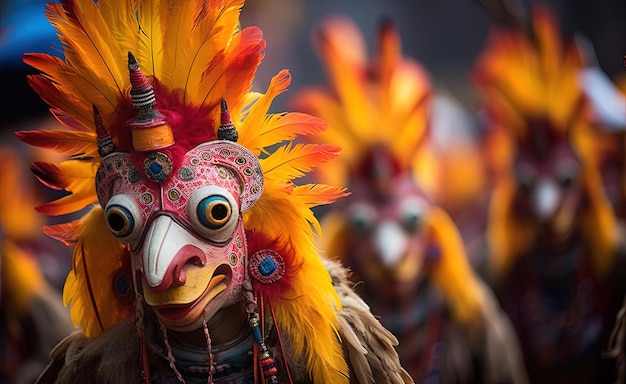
[473,4,618,279]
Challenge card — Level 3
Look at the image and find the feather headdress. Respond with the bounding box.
[293,16,484,328]
[292,16,431,188]
[16,0,351,382]
[473,4,618,279]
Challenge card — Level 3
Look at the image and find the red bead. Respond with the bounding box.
[263,367,278,376]
[261,358,275,367]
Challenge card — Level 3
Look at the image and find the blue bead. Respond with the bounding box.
[251,323,263,343]
[258,257,277,276]
[150,162,163,174]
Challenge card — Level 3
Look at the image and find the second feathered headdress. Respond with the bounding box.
[294,16,485,327]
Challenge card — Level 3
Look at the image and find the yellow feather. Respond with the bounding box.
[186,1,244,94]
[254,112,328,155]
[292,88,365,168]
[426,206,484,328]
[160,0,201,89]
[1,239,47,315]
[292,184,350,208]
[197,26,264,114]
[63,206,132,338]
[244,181,349,383]
[245,180,313,246]
[25,54,110,129]
[15,130,98,158]
[294,17,432,184]
[260,143,340,182]
[291,183,350,235]
[132,0,164,78]
[239,70,292,154]
[271,254,350,383]
[160,0,243,95]
[314,17,370,132]
[49,1,126,103]
[473,5,585,138]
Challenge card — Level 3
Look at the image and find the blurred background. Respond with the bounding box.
[241,0,624,112]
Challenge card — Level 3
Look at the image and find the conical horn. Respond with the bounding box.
[94,105,116,157]
[127,51,174,151]
[217,99,239,142]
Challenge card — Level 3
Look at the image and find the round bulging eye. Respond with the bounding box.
[399,196,427,233]
[402,211,422,232]
[197,196,232,229]
[515,163,536,193]
[347,203,377,235]
[188,186,240,243]
[104,194,143,242]
[556,160,580,189]
[106,206,134,237]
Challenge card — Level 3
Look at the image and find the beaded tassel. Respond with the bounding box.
[249,313,279,384]
[242,280,279,384]
[154,317,216,384]
[202,319,216,384]
[160,322,187,384]
[135,284,151,384]
[140,328,151,384]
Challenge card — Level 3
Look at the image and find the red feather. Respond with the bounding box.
[15,130,97,158]
[26,72,93,131]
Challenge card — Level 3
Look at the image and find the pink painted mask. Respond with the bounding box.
[96,139,263,331]
[92,54,264,331]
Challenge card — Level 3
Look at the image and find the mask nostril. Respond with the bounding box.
[172,265,186,286]
[172,256,203,287]
[187,256,203,268]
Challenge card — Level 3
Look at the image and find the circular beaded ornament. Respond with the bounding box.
[143,152,173,182]
[249,249,285,284]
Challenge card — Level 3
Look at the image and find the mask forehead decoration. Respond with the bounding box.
[16,0,352,382]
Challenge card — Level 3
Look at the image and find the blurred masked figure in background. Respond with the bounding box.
[473,5,626,383]
[0,146,74,384]
[293,16,528,384]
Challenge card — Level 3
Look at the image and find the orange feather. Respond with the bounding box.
[31,160,98,215]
